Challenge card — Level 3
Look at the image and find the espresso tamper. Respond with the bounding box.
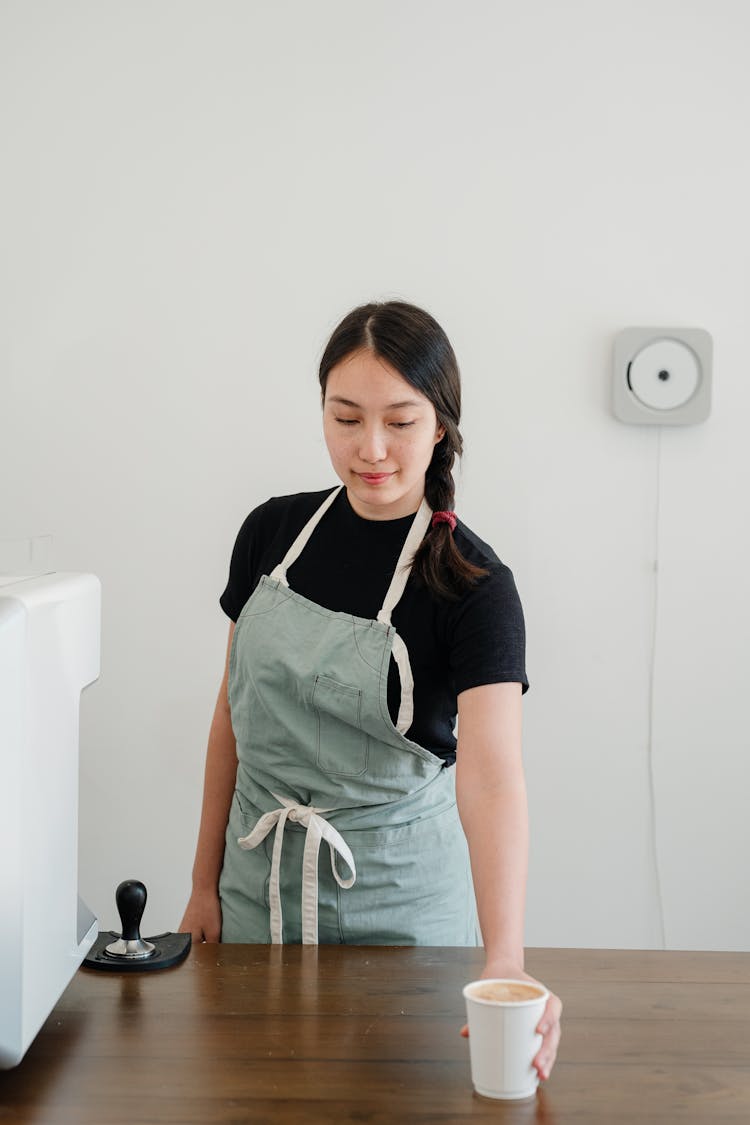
[83,878,191,972]
[104,880,156,960]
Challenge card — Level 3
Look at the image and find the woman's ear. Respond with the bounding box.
[435,424,446,444]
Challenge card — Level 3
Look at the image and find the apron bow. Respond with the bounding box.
[237,794,356,944]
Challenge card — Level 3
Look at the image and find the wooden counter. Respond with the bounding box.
[2,944,749,1123]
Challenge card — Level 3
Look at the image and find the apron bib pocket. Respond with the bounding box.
[313,674,369,777]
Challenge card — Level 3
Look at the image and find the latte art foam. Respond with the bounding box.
[470,981,543,1003]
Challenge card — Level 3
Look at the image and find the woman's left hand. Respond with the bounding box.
[460,962,563,1083]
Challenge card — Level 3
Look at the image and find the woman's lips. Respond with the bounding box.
[357,472,393,485]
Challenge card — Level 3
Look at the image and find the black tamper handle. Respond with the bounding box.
[85,877,191,971]
[116,879,148,941]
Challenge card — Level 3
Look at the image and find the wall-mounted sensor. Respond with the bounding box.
[613,327,712,425]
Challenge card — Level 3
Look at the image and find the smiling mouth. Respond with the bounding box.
[357,472,394,484]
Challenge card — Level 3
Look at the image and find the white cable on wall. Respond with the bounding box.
[647,427,667,949]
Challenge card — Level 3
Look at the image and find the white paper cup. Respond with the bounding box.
[462,978,549,1100]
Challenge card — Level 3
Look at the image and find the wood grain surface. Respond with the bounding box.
[1,944,749,1124]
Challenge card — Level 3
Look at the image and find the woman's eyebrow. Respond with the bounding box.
[327,395,424,409]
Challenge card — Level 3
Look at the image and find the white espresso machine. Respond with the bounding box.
[0,572,100,1068]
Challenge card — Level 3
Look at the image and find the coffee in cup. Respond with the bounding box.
[469,981,544,1003]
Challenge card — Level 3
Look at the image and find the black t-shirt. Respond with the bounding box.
[220,487,528,766]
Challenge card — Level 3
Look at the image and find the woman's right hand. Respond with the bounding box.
[179,887,222,943]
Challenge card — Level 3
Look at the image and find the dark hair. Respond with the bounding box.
[318,300,488,599]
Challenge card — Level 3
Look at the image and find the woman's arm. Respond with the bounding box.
[455,681,527,966]
[455,681,562,1081]
[179,623,237,942]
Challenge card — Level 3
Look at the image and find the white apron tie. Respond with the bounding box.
[236,794,356,944]
[377,497,432,733]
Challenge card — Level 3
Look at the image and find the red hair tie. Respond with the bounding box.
[431,510,457,532]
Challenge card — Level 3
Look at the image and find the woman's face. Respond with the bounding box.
[323,349,445,520]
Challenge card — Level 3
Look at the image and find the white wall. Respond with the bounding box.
[2,0,748,949]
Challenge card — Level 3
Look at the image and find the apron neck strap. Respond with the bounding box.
[271,486,432,623]
[270,486,343,585]
[377,498,432,625]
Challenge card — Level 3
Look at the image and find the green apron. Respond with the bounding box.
[219,486,479,945]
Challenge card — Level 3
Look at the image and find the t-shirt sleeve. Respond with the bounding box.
[447,563,529,696]
[219,504,268,622]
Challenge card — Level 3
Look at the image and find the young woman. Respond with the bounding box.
[180,300,562,1080]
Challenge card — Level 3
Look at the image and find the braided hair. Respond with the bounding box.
[318,300,488,599]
